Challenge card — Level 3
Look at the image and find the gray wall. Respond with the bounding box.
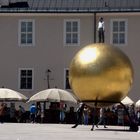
[0,12,140,104]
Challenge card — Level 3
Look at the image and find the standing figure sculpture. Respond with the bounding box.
[98,17,105,43]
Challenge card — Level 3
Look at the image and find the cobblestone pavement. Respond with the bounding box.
[0,123,140,140]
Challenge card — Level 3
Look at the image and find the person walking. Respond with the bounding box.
[97,17,105,43]
[90,107,96,131]
[96,107,107,128]
[71,102,85,128]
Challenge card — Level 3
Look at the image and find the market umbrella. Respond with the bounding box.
[0,88,28,102]
[135,100,140,107]
[28,88,78,104]
[121,96,134,105]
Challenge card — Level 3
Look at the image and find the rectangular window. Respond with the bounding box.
[19,19,35,46]
[111,19,127,45]
[19,69,33,90]
[64,19,80,46]
[64,69,71,89]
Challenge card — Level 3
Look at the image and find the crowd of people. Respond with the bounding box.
[72,103,140,130]
[0,102,140,127]
[0,103,27,123]
[0,102,70,124]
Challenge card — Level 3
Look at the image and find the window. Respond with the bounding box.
[64,19,80,46]
[19,19,35,46]
[64,69,71,89]
[19,69,33,90]
[111,19,127,45]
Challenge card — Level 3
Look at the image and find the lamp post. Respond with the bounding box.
[46,69,51,89]
[43,69,52,121]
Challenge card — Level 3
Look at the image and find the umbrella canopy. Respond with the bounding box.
[135,100,140,107]
[28,88,78,103]
[121,96,134,105]
[0,88,28,102]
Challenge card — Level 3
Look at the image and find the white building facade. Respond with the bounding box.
[0,0,140,103]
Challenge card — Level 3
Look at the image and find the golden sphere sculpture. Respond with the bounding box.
[69,43,133,107]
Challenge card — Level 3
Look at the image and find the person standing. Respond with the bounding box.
[10,103,16,122]
[59,103,67,123]
[97,17,105,43]
[83,105,89,125]
[36,103,41,123]
[30,103,37,123]
[0,103,6,123]
[117,105,124,126]
[18,105,26,123]
[136,109,140,125]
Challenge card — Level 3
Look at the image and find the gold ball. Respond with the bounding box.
[69,43,133,107]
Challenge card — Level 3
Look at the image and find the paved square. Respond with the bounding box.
[0,123,140,140]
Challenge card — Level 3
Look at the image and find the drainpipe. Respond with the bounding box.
[94,12,97,43]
